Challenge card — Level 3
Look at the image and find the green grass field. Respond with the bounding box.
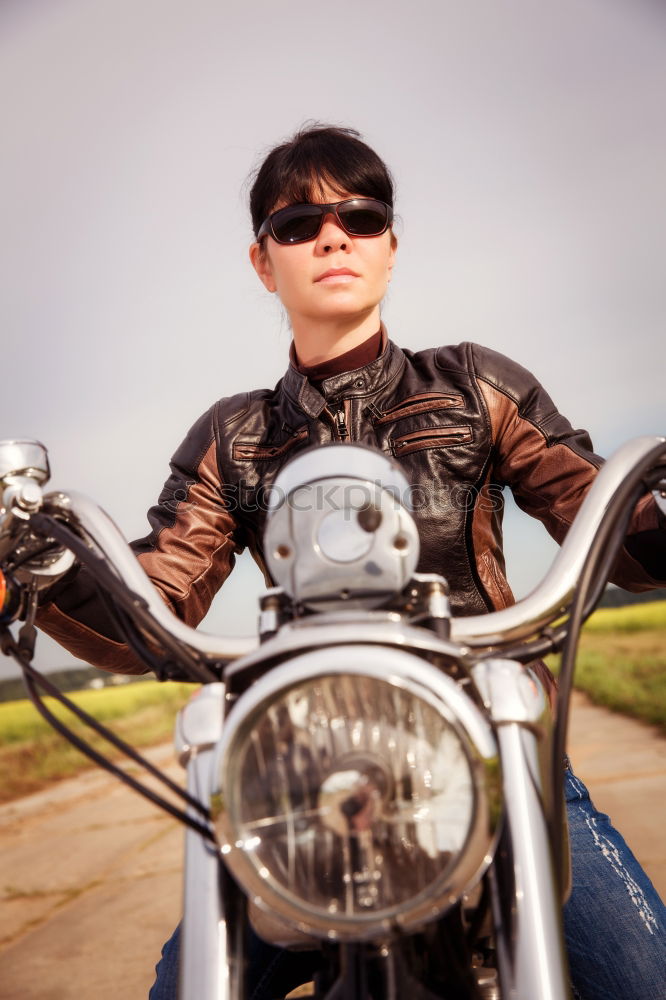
[0,601,663,803]
[582,601,666,633]
[0,680,195,803]
[545,600,666,732]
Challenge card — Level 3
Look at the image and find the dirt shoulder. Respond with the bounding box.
[565,690,666,894]
[0,693,664,1000]
[0,745,183,1000]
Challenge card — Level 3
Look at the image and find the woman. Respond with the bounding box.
[36,125,665,999]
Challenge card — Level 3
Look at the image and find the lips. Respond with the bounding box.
[315,267,360,283]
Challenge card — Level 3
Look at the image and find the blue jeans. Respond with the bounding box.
[562,769,665,999]
[149,770,666,999]
[147,920,322,1000]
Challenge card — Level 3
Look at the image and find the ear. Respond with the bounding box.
[249,241,277,293]
[387,231,398,282]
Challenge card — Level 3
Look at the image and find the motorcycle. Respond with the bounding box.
[0,435,664,1000]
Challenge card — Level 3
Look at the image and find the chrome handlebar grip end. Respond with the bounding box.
[0,443,75,588]
[0,440,51,518]
[0,440,50,489]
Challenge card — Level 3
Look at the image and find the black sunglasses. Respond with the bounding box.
[257,198,393,245]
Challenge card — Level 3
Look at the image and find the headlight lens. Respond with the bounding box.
[213,647,499,940]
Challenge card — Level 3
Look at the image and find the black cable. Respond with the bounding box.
[26,676,214,841]
[19,657,208,815]
[1,633,215,840]
[93,580,193,682]
[473,453,666,892]
[476,631,562,665]
[549,456,666,889]
[30,512,219,684]
[19,661,215,840]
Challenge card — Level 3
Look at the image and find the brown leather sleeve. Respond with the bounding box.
[471,343,664,591]
[36,402,242,674]
[35,602,151,675]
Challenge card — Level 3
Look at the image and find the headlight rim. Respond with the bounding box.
[212,646,500,941]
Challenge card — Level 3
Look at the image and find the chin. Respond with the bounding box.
[317,294,380,316]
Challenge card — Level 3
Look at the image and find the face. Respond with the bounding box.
[249,184,397,330]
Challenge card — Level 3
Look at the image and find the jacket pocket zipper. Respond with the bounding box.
[391,424,473,456]
[371,392,464,425]
[233,426,309,461]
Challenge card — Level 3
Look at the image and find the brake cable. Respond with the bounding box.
[549,454,666,890]
[29,512,220,685]
[0,624,216,842]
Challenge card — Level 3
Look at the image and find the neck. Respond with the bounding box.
[290,307,381,367]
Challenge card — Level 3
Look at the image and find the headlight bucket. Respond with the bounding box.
[212,646,500,941]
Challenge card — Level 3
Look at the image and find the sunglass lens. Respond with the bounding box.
[338,200,388,235]
[272,205,322,244]
[267,199,390,243]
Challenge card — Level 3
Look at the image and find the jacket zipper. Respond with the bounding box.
[336,407,349,439]
[324,399,352,441]
[340,398,353,440]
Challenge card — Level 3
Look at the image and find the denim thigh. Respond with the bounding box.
[148,921,319,1000]
[562,768,666,1000]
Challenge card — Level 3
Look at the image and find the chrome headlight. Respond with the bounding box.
[212,646,499,940]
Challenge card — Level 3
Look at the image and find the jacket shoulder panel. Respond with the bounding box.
[214,386,288,428]
[466,342,585,448]
[165,389,275,478]
[169,403,217,477]
[433,342,476,378]
[467,343,556,417]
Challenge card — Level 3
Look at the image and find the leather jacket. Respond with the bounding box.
[37,332,664,684]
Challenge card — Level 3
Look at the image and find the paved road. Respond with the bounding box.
[0,693,664,1000]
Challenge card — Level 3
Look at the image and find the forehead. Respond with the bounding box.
[310,180,353,203]
[271,176,354,214]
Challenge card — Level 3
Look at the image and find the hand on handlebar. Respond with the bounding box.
[0,567,22,623]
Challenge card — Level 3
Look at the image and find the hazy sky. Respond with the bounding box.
[1,0,665,675]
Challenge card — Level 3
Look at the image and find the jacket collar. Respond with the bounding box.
[282,325,406,418]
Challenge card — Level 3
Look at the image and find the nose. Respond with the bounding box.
[315,211,350,254]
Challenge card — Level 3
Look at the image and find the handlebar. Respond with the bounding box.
[4,435,665,661]
[451,436,665,646]
[44,491,258,662]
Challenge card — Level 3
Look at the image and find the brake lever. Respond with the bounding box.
[17,584,39,661]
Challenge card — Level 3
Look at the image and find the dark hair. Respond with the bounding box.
[249,123,395,238]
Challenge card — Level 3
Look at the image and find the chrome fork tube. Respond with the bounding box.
[497,724,570,1000]
[176,684,243,1000]
[472,660,570,1000]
